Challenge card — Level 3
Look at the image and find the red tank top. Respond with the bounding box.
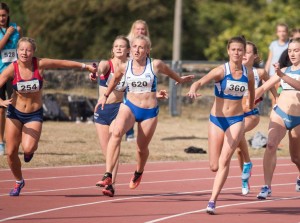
[12,57,43,93]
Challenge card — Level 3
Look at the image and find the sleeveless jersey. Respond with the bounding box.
[12,57,43,93]
[0,23,20,73]
[281,66,300,90]
[244,67,260,96]
[99,60,126,92]
[125,57,157,93]
[214,62,248,100]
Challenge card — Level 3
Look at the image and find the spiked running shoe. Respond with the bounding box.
[129,171,143,189]
[296,177,300,192]
[96,172,112,187]
[24,153,34,163]
[257,185,272,199]
[242,178,250,195]
[9,180,25,196]
[241,162,252,180]
[102,184,115,197]
[206,201,216,215]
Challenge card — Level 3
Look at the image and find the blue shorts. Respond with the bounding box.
[124,99,159,122]
[244,108,260,118]
[274,105,300,130]
[210,114,244,132]
[94,102,121,125]
[6,105,43,124]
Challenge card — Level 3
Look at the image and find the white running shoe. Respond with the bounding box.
[257,185,272,199]
[242,179,250,195]
[206,201,216,215]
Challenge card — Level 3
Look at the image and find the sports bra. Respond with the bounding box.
[280,66,300,90]
[214,62,248,100]
[125,57,157,93]
[99,60,126,92]
[12,57,43,93]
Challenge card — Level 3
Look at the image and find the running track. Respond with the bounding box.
[0,158,299,223]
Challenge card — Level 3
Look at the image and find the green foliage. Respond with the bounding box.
[5,0,300,61]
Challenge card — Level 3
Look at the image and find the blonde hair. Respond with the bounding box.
[111,35,130,58]
[131,35,152,50]
[127,20,150,42]
[17,37,37,52]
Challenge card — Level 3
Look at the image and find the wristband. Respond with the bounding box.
[81,63,86,69]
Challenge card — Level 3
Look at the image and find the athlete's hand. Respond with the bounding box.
[89,72,98,81]
[6,26,15,36]
[86,65,97,73]
[157,90,168,99]
[94,96,107,111]
[176,75,195,85]
[186,82,201,99]
[273,63,284,78]
[0,98,12,107]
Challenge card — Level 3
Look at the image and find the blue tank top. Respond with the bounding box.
[125,57,157,93]
[0,23,20,73]
[214,62,249,100]
[280,66,300,90]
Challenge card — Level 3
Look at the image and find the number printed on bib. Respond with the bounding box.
[17,80,40,93]
[281,73,300,90]
[1,49,17,63]
[106,73,127,91]
[224,80,248,97]
[128,77,150,93]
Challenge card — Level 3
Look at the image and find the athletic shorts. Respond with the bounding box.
[124,99,159,122]
[6,105,43,124]
[94,102,121,125]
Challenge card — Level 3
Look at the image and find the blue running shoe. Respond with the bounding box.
[9,180,25,196]
[257,185,271,199]
[206,201,216,215]
[241,162,252,180]
[296,177,300,192]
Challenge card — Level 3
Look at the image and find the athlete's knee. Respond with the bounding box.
[291,155,300,166]
[111,128,123,140]
[209,163,218,172]
[22,143,38,154]
[266,140,278,152]
[6,146,19,159]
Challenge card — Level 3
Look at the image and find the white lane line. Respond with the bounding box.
[0,157,291,172]
[145,195,300,223]
[0,163,294,183]
[0,183,297,222]
[0,171,298,197]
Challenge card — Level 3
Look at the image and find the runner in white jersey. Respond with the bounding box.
[96,35,194,195]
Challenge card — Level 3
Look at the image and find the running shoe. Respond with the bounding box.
[242,179,250,195]
[0,142,4,155]
[296,177,300,192]
[96,172,112,187]
[9,180,25,196]
[129,171,143,189]
[257,185,272,199]
[241,162,252,180]
[206,201,216,215]
[102,184,115,197]
[24,153,34,163]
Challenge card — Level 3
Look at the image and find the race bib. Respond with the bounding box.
[224,79,248,97]
[17,80,40,93]
[106,73,127,91]
[281,73,299,90]
[127,77,151,93]
[1,49,17,63]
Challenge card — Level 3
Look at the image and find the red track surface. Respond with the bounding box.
[1,158,300,223]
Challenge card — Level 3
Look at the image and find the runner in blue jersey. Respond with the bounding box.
[187,36,255,214]
[255,38,300,199]
[0,2,22,155]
